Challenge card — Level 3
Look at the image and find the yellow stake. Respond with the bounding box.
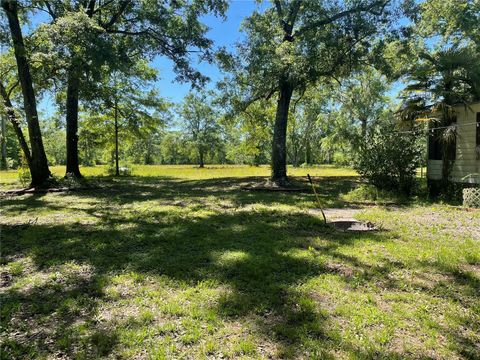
[307,174,327,224]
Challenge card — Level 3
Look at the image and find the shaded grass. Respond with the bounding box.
[0,168,478,359]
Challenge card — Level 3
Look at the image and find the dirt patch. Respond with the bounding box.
[0,271,13,287]
[325,262,356,278]
[399,208,480,239]
[241,184,306,192]
[309,208,378,232]
[331,220,377,232]
[309,208,362,220]
[1,186,100,196]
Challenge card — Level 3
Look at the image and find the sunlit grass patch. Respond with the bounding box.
[0,164,356,190]
[1,167,478,358]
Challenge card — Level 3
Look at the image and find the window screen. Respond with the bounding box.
[428,129,442,160]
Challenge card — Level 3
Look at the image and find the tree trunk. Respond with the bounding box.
[271,82,293,186]
[114,98,119,176]
[290,137,299,167]
[199,148,204,168]
[360,118,367,138]
[253,151,260,166]
[1,111,7,170]
[64,0,98,178]
[0,83,32,169]
[292,154,299,167]
[65,69,82,177]
[305,139,311,165]
[145,139,152,164]
[2,0,50,186]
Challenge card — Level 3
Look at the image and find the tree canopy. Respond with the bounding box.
[1,0,479,190]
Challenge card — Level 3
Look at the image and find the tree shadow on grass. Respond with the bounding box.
[61,175,359,208]
[1,201,389,358]
[0,176,360,227]
[1,177,478,358]
[0,253,117,358]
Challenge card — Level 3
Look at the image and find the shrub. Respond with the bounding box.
[332,151,350,166]
[353,123,422,195]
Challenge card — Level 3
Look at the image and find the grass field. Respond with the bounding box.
[1,165,479,359]
[0,164,357,190]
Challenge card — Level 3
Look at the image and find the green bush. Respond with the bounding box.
[332,151,351,166]
[353,123,422,195]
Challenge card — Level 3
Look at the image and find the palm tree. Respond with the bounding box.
[400,44,480,183]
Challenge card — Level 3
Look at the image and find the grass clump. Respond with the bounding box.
[342,184,407,204]
[233,337,257,356]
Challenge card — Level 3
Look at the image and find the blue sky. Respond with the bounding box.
[36,0,267,116]
[154,0,405,104]
[31,0,404,115]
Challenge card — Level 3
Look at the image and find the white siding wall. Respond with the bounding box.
[427,102,480,184]
[452,103,480,183]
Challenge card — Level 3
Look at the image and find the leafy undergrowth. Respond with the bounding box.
[0,170,478,359]
[342,184,410,204]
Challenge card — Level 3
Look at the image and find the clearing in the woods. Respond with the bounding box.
[1,165,479,359]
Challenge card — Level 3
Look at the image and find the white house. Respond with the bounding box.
[427,102,480,184]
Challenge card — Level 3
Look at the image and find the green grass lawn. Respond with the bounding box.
[1,166,479,359]
[0,164,357,189]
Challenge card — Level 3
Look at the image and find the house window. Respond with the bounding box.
[428,117,457,161]
[428,129,442,160]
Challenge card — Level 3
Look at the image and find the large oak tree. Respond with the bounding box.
[1,0,51,186]
[31,0,227,177]
[225,0,398,186]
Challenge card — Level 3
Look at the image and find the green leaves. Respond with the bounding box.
[417,0,480,46]
[401,45,480,116]
[398,0,480,119]
[227,0,399,118]
[354,121,423,194]
[176,91,227,166]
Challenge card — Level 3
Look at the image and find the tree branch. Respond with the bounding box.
[92,0,116,14]
[85,0,96,17]
[292,87,306,113]
[102,0,131,29]
[274,0,284,21]
[294,0,389,38]
[0,82,32,165]
[286,0,302,30]
[7,79,19,98]
[105,28,149,36]
[43,1,56,18]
